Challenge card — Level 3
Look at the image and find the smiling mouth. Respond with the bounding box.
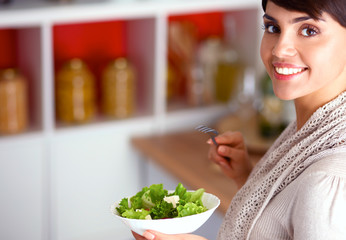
[274,67,307,75]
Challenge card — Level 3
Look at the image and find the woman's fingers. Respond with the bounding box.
[215,131,245,148]
[208,140,245,164]
[143,231,156,240]
[132,231,147,240]
[142,230,207,240]
[208,141,227,164]
[218,145,247,162]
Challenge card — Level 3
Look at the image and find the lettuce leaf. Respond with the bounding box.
[172,182,187,199]
[130,186,148,209]
[185,188,205,203]
[177,202,207,217]
[150,200,178,219]
[122,209,150,219]
[116,197,130,215]
[173,183,205,203]
[142,184,167,209]
[116,183,207,220]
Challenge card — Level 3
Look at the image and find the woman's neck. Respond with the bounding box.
[294,88,346,131]
[294,99,315,131]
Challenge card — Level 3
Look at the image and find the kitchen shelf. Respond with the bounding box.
[166,8,259,112]
[53,17,156,128]
[0,1,261,239]
[0,27,43,135]
[0,0,262,137]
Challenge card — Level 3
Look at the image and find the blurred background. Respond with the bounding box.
[0,0,295,239]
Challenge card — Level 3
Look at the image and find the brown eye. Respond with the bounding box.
[264,23,280,34]
[301,26,319,37]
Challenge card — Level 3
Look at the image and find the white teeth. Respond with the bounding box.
[275,67,304,75]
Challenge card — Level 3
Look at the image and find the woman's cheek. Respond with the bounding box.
[260,37,273,71]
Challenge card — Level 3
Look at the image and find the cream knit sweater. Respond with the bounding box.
[217,92,346,240]
[249,151,346,239]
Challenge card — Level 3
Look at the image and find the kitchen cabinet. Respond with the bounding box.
[0,135,45,240]
[0,0,261,239]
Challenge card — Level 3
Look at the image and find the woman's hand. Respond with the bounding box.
[132,230,208,240]
[207,131,252,189]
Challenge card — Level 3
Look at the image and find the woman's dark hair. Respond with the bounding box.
[262,0,346,27]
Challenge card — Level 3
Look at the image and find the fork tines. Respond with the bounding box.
[195,125,218,135]
[195,125,219,146]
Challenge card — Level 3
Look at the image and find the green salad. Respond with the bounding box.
[116,183,208,220]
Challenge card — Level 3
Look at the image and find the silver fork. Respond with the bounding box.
[195,125,219,146]
[195,125,231,162]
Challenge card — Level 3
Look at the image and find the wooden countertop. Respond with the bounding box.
[131,130,263,214]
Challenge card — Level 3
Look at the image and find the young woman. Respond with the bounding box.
[133,0,346,239]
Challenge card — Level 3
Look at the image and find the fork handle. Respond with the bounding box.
[211,137,218,147]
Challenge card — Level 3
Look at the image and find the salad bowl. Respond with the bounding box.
[111,191,220,236]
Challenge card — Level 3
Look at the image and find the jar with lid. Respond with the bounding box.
[0,68,28,135]
[101,58,135,119]
[214,45,244,103]
[55,58,96,123]
[191,37,221,106]
[214,15,244,104]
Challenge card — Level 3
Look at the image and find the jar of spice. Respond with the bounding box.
[101,58,135,118]
[0,68,28,134]
[55,58,96,123]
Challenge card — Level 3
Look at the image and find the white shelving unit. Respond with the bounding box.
[0,1,262,239]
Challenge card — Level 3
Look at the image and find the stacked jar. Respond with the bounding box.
[55,58,96,123]
[0,68,28,134]
[101,57,135,119]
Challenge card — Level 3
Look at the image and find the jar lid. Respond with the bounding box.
[114,58,128,69]
[0,68,19,80]
[69,58,84,70]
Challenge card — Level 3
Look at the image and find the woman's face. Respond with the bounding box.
[260,1,346,101]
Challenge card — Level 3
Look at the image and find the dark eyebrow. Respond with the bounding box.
[263,13,277,22]
[292,16,312,23]
[263,13,325,23]
[293,16,326,23]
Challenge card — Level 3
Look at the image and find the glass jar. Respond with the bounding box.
[55,58,96,123]
[214,45,244,103]
[191,37,221,106]
[214,15,245,104]
[0,68,28,134]
[101,58,135,119]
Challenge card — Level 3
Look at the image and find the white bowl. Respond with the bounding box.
[111,191,220,236]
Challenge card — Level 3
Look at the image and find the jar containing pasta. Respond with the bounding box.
[101,58,135,119]
[55,58,96,123]
[0,68,28,134]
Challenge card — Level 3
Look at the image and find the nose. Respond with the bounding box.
[272,33,297,57]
